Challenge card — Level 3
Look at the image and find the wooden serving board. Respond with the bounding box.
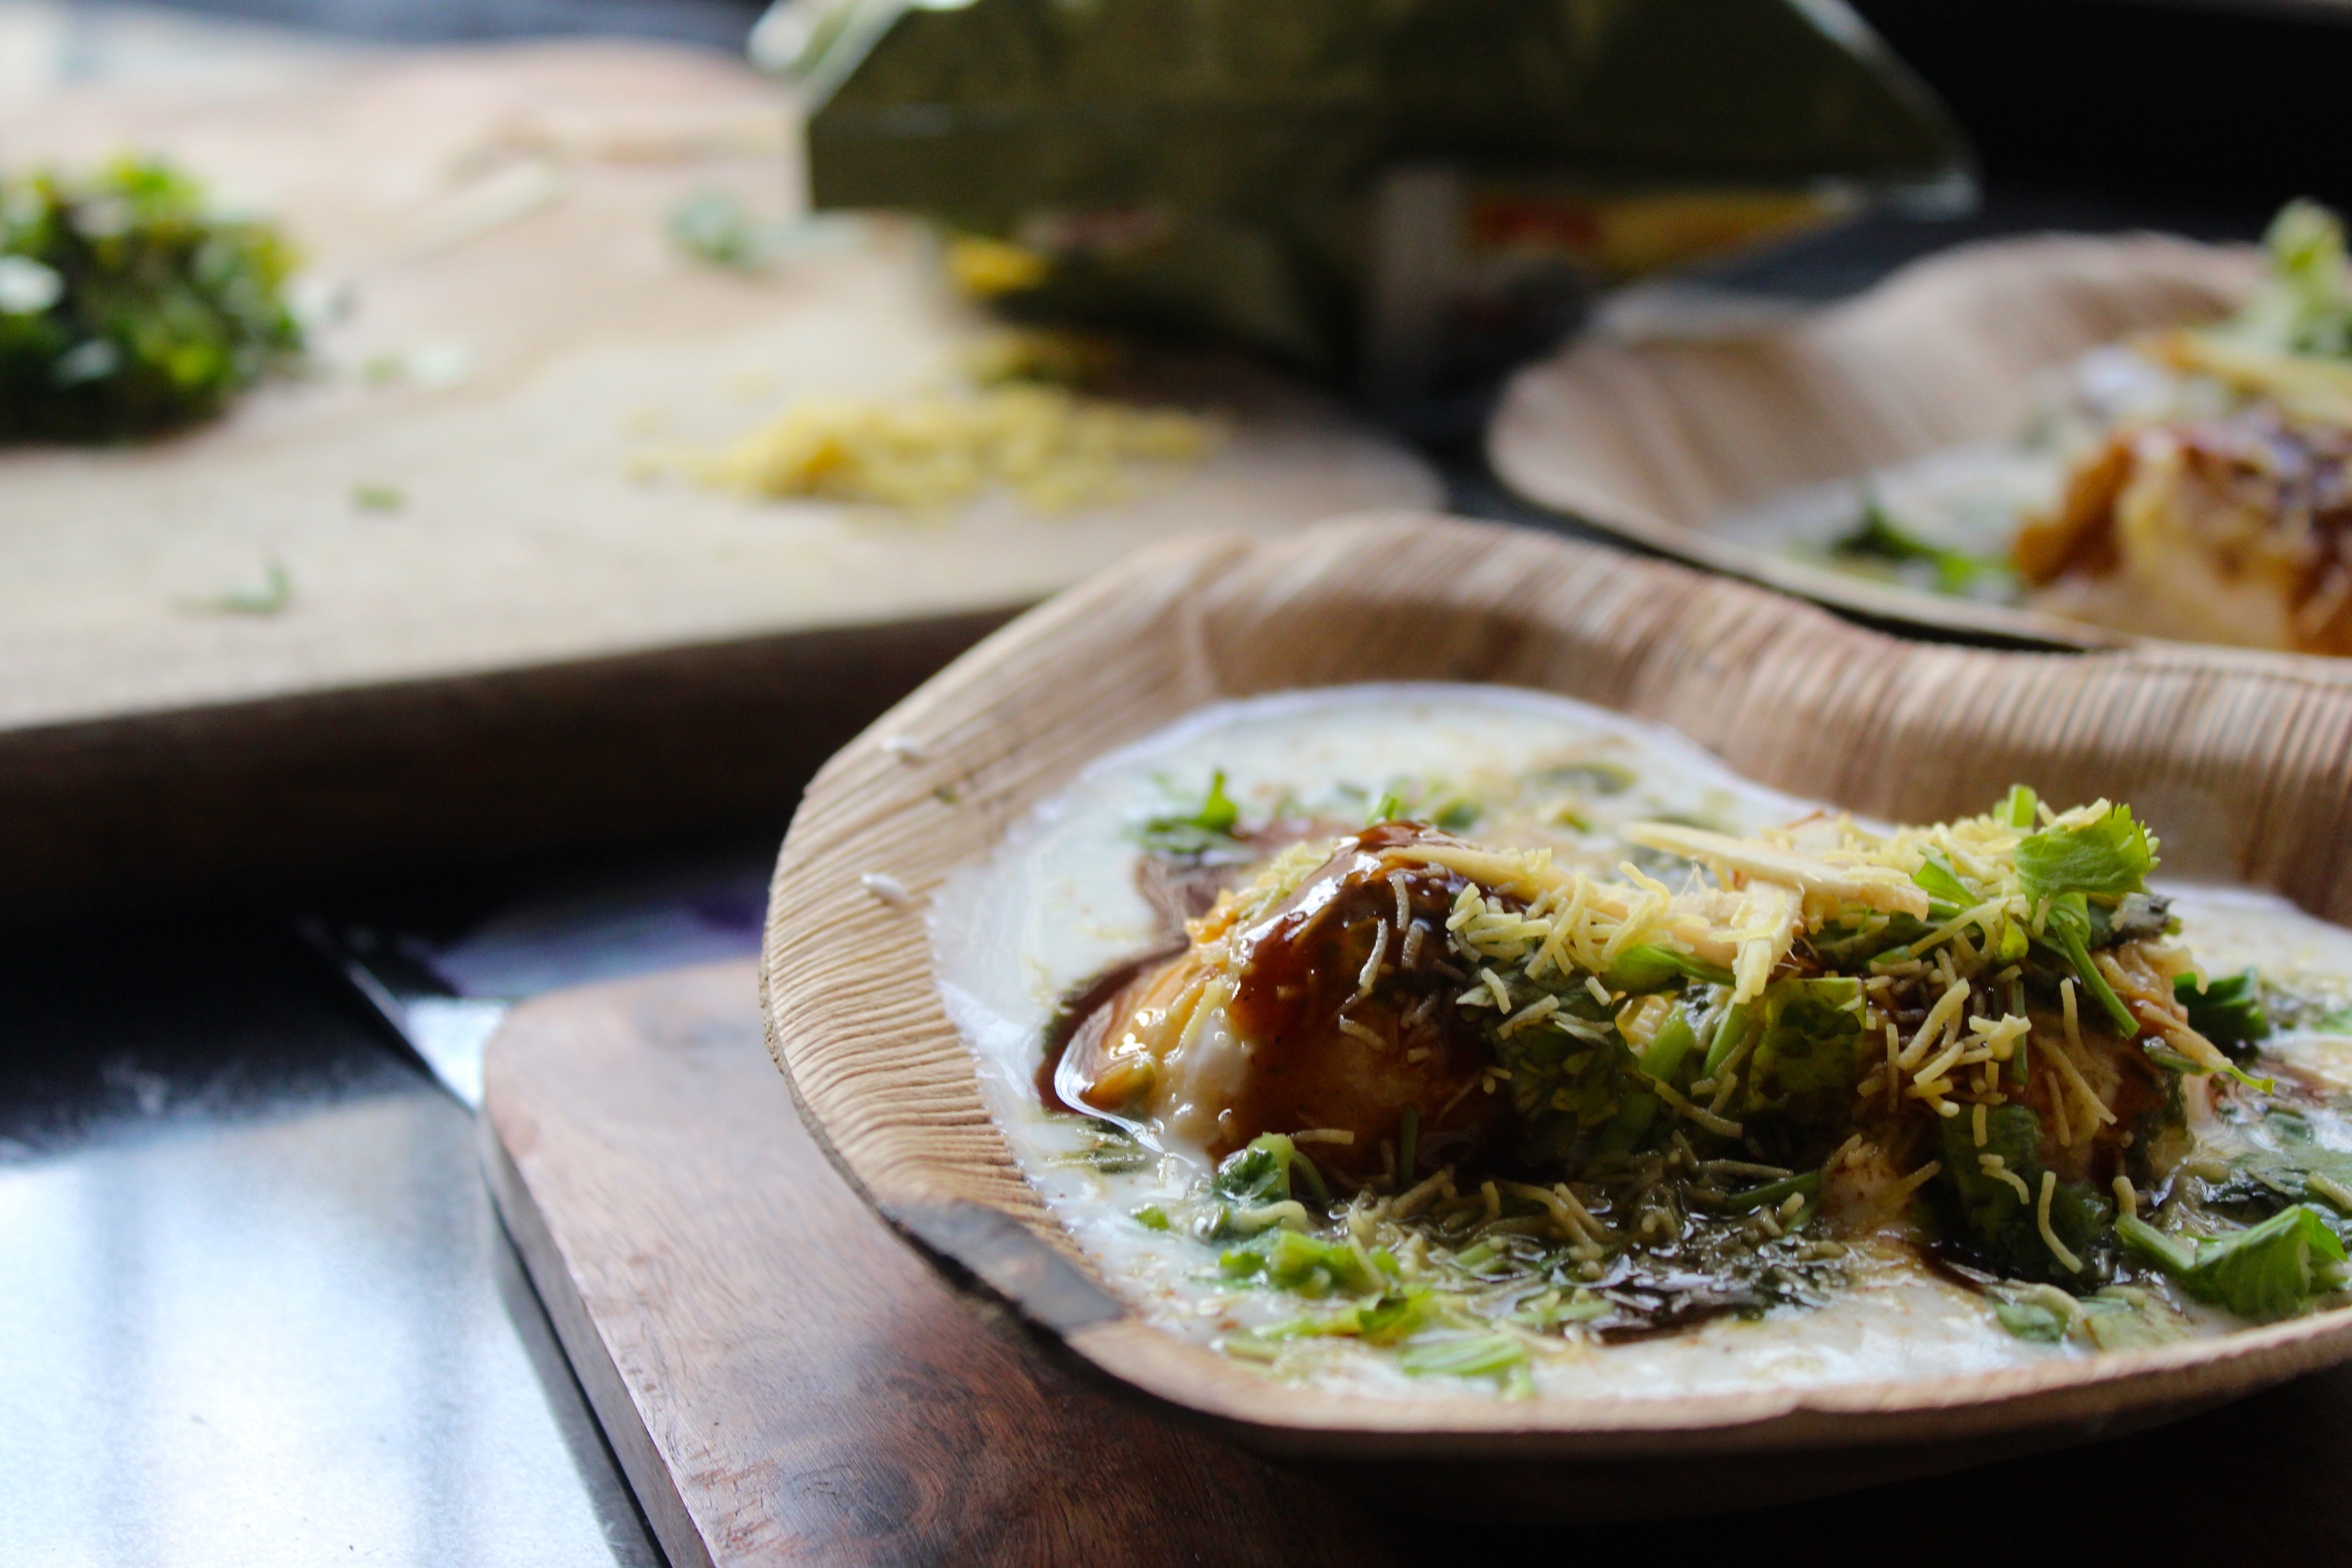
[479,957,1388,1567]
[0,36,1436,915]
[486,955,2352,1560]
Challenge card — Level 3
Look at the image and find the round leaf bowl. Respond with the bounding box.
[761,513,2352,1518]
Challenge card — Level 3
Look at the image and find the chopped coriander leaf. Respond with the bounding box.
[1211,1133,1320,1208]
[2087,891,2174,946]
[2118,1205,2347,1322]
[1394,1331,1528,1383]
[1700,999,1755,1079]
[1432,800,1479,832]
[1829,499,2016,598]
[1047,1130,1151,1175]
[1536,760,1637,796]
[1262,1288,1435,1343]
[1,157,303,442]
[1136,770,1243,855]
[1747,977,1867,1110]
[2225,199,2352,361]
[1937,1106,2112,1283]
[1350,1289,1436,1343]
[2040,892,2139,1037]
[2182,1107,2352,1221]
[1993,1299,2068,1343]
[1604,943,1734,992]
[1602,1004,1698,1150]
[2016,804,2156,903]
[2176,969,2270,1053]
[1911,853,1972,916]
[1287,1148,1332,1206]
[1220,1229,1390,1295]
[1509,1292,1611,1329]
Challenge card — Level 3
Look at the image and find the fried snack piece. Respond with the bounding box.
[2015,411,2352,652]
[1063,825,1514,1179]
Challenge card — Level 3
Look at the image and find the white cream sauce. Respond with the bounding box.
[929,683,2352,1398]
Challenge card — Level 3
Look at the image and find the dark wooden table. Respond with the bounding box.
[485,958,2352,1566]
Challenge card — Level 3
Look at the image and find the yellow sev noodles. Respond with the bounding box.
[686,384,1221,511]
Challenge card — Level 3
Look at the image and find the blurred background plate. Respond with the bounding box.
[1485,232,2260,650]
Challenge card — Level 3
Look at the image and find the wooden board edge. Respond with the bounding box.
[479,1110,716,1568]
[0,602,1018,923]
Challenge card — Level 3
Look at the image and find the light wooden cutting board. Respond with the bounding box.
[0,34,1437,911]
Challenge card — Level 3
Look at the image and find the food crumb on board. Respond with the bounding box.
[860,872,915,907]
[177,560,294,617]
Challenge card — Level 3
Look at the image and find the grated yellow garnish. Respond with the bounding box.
[1980,1154,2034,1204]
[688,384,1221,511]
[2037,1170,2084,1273]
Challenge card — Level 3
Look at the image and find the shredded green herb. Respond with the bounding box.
[1,157,303,442]
[2177,969,2270,1054]
[2013,804,2159,1036]
[1135,770,1244,856]
[1828,499,2016,599]
[2119,1205,2348,1322]
[2017,804,2157,902]
[1394,1332,1529,1387]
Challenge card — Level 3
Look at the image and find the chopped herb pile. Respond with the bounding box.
[1,158,304,442]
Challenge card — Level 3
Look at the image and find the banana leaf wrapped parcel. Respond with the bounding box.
[757,0,1969,392]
